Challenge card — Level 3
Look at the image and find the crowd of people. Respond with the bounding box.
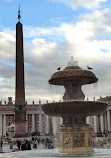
[17,139,31,151]
[16,137,54,151]
[43,137,54,149]
[0,136,55,152]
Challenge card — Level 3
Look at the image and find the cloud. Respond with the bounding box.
[80,8,111,36]
[50,0,107,9]
[0,29,15,59]
[24,26,64,43]
[0,7,111,103]
[58,8,111,100]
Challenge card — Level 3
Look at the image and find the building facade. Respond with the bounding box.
[86,96,111,137]
[0,97,61,137]
[1,96,111,137]
[0,97,43,136]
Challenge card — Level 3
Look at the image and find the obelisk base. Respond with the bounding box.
[14,122,26,138]
[59,125,94,154]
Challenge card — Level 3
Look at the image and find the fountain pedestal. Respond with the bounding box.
[59,125,94,154]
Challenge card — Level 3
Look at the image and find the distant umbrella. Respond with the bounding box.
[57,67,61,70]
[87,65,93,70]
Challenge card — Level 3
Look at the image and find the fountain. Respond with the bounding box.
[42,57,107,154]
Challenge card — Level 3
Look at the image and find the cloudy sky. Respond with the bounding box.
[0,0,111,104]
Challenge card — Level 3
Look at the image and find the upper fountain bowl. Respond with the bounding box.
[41,101,107,117]
[49,66,98,86]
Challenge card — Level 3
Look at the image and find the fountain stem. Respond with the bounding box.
[63,81,85,100]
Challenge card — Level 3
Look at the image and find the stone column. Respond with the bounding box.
[52,117,58,136]
[60,117,63,125]
[93,116,97,133]
[104,112,108,132]
[100,114,104,133]
[86,116,93,126]
[0,115,2,136]
[26,114,28,133]
[3,115,6,136]
[86,116,90,125]
[32,114,35,132]
[107,110,111,132]
[90,116,94,127]
[45,115,50,134]
[39,114,42,134]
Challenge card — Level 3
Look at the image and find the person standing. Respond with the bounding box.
[17,139,21,150]
[0,137,3,149]
[33,138,38,149]
[27,141,31,150]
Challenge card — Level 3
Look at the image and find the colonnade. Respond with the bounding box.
[1,110,110,137]
[86,109,111,135]
[0,114,6,136]
[0,113,45,136]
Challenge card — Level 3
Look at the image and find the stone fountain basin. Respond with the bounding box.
[41,101,107,117]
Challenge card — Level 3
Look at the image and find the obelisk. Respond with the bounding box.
[14,7,26,137]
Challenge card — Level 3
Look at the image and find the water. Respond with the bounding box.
[1,149,111,158]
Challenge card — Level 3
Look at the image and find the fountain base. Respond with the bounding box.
[59,125,94,154]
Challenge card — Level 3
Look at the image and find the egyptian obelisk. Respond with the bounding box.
[14,7,26,137]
